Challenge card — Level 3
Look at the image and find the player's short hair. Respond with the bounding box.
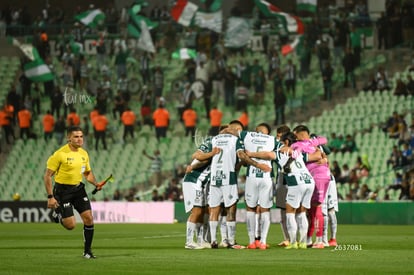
[229,120,244,129]
[292,125,309,134]
[256,123,272,135]
[219,124,228,131]
[281,132,297,146]
[276,125,290,135]
[67,126,83,136]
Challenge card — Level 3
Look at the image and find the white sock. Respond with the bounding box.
[280,209,289,241]
[255,212,260,239]
[328,209,337,239]
[196,223,202,243]
[203,214,210,243]
[260,211,270,244]
[226,221,236,245]
[186,221,196,244]
[219,215,228,242]
[246,211,256,244]
[323,214,329,244]
[296,212,308,244]
[286,213,297,244]
[209,221,218,243]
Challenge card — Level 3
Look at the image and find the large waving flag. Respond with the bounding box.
[194,10,223,33]
[75,9,105,28]
[137,21,155,53]
[224,17,253,48]
[297,0,317,13]
[254,0,304,34]
[170,0,198,27]
[23,47,54,82]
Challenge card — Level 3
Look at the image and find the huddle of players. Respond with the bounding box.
[182,120,338,250]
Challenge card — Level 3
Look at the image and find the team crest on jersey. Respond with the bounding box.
[83,197,88,201]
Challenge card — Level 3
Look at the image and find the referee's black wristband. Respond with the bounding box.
[47,194,53,199]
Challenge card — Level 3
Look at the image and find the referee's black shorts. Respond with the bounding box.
[53,182,92,218]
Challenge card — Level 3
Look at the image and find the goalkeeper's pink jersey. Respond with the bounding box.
[291,137,330,179]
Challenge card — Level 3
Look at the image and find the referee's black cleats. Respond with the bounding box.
[83,251,96,259]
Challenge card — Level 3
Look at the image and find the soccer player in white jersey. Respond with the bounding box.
[246,133,322,249]
[322,174,339,247]
[238,122,280,250]
[194,120,270,249]
[277,132,316,249]
[183,157,211,249]
[275,125,291,247]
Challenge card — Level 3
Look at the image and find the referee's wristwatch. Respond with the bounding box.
[47,194,54,199]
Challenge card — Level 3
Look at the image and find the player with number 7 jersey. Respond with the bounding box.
[194,121,247,249]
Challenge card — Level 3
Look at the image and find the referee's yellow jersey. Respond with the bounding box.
[47,144,91,185]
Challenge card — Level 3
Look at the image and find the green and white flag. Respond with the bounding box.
[137,21,155,53]
[194,10,222,33]
[224,17,252,48]
[254,0,304,34]
[129,7,158,30]
[11,38,35,61]
[172,48,197,60]
[75,9,106,28]
[297,0,317,13]
[23,47,54,82]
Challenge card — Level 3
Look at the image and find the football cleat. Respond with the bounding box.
[83,251,96,259]
[219,239,229,248]
[328,238,337,247]
[298,242,308,249]
[277,240,290,247]
[185,242,204,250]
[199,242,212,249]
[228,243,246,249]
[258,242,268,250]
[285,242,298,249]
[247,242,257,249]
[312,242,325,249]
[211,241,219,249]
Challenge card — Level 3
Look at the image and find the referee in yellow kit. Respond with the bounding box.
[44,126,102,259]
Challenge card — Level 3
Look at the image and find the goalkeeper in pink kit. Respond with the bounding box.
[292,125,331,248]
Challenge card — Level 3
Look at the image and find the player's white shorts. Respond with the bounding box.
[245,176,273,209]
[208,184,238,208]
[286,183,315,209]
[326,176,339,212]
[183,181,206,213]
[275,174,288,209]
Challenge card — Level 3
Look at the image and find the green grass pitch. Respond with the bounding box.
[0,223,413,274]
